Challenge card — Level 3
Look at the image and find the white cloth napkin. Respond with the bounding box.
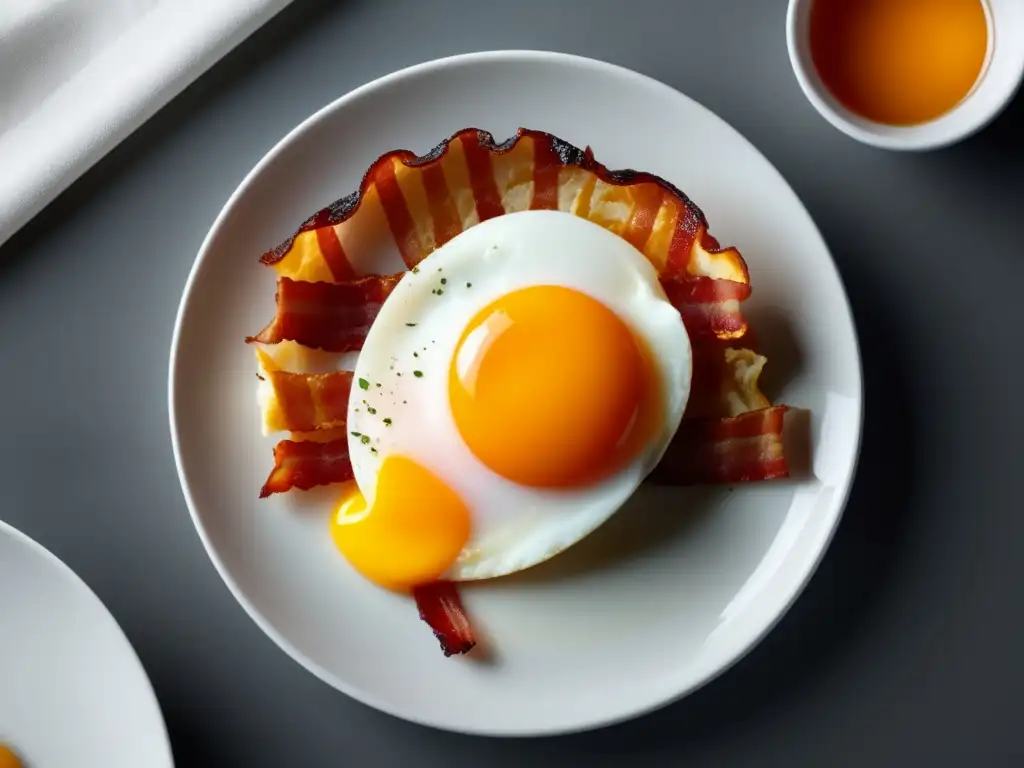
[0,0,294,246]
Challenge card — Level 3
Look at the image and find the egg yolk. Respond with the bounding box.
[449,285,657,488]
[0,746,22,768]
[330,456,470,590]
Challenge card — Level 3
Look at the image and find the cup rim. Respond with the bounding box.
[786,0,1024,151]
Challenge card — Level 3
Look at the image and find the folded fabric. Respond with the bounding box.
[0,0,294,246]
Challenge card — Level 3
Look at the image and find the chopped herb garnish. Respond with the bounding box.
[436,289,444,295]
[402,400,407,404]
[466,282,472,288]
[412,266,420,274]
[358,378,369,390]
[376,383,381,388]
[413,370,423,378]
[367,407,377,415]
[437,267,442,272]
[360,435,370,445]
[440,277,447,285]
[406,322,417,327]
[413,352,418,358]
[370,447,378,455]
[431,289,437,295]
[383,418,392,426]
[350,431,362,437]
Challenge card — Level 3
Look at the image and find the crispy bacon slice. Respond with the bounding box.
[650,343,783,485]
[256,349,352,433]
[248,128,802,663]
[258,127,749,342]
[260,437,354,497]
[263,369,352,433]
[652,406,790,485]
[256,344,785,491]
[247,274,401,352]
[686,343,771,420]
[412,580,477,657]
[249,272,745,359]
[250,128,795,499]
[661,276,750,341]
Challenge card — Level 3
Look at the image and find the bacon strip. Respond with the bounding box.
[250,128,797,497]
[686,344,770,420]
[249,272,745,360]
[652,406,790,485]
[260,437,354,497]
[264,369,352,433]
[662,276,751,341]
[460,131,505,222]
[247,274,402,352]
[375,159,420,268]
[315,226,356,281]
[530,136,561,210]
[421,161,461,247]
[412,580,477,657]
[258,344,784,489]
[258,128,749,341]
[662,274,752,304]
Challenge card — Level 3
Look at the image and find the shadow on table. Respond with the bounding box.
[941,87,1024,176]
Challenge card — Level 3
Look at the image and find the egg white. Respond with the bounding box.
[346,210,692,581]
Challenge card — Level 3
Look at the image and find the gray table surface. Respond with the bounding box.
[2,0,1021,765]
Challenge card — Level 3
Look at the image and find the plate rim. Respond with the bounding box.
[0,519,174,764]
[168,49,864,737]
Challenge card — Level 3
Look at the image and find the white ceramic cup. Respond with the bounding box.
[787,0,1024,150]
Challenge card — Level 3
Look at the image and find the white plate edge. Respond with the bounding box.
[0,519,175,764]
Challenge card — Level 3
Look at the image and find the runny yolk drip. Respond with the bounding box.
[810,0,988,126]
[449,285,659,488]
[330,456,470,590]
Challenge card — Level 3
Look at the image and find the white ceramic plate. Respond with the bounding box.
[169,51,862,736]
[0,521,173,766]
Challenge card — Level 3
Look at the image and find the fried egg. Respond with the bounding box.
[332,211,692,588]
